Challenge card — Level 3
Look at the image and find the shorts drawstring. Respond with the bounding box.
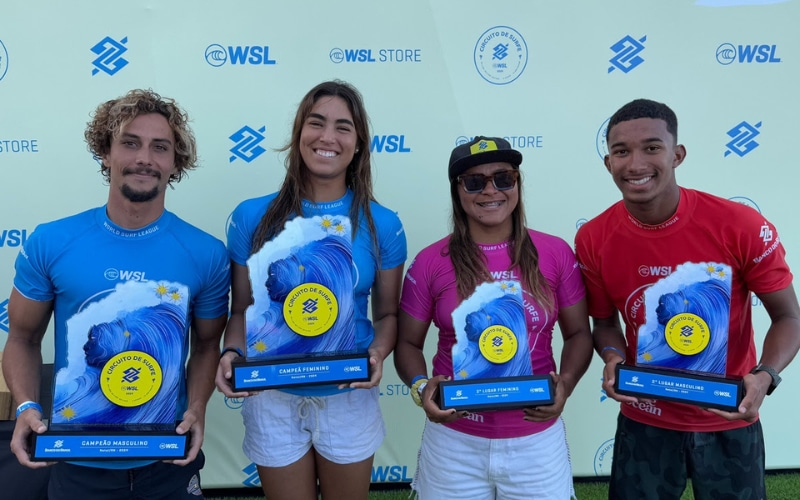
[296,396,326,442]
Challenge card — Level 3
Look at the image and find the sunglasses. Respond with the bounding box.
[457,170,519,194]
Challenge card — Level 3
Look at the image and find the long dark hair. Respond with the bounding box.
[249,81,378,255]
[447,173,553,310]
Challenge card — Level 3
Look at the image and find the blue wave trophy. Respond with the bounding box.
[614,265,744,411]
[231,216,369,391]
[437,282,554,412]
[30,284,192,461]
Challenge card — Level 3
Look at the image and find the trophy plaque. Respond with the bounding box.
[231,215,370,392]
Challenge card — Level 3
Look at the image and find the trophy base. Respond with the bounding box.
[438,375,555,412]
[615,364,744,412]
[29,422,189,461]
[231,350,370,391]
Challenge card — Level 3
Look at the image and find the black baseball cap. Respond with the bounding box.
[448,136,523,181]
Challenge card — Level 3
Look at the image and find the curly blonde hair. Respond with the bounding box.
[85,88,197,183]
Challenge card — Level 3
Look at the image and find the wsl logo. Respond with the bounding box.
[576,218,588,230]
[205,44,276,67]
[724,121,761,157]
[0,39,8,82]
[0,298,9,333]
[596,117,610,159]
[716,43,781,65]
[230,126,267,163]
[608,35,646,73]
[371,135,411,153]
[103,268,147,282]
[90,36,129,76]
[224,396,244,410]
[329,48,421,64]
[474,26,528,85]
[0,229,27,247]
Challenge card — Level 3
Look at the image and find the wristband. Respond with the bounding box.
[15,401,43,419]
[220,346,244,359]
[600,346,626,363]
[410,377,429,408]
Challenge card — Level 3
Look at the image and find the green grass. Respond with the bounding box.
[208,472,800,499]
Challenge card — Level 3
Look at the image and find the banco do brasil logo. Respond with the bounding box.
[474,26,528,85]
[0,39,8,82]
[229,126,267,163]
[608,35,646,73]
[724,121,761,158]
[91,36,129,76]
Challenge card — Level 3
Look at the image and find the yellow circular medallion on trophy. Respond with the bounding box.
[665,313,710,355]
[478,325,518,364]
[100,350,163,407]
[283,283,339,337]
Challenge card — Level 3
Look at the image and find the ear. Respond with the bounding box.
[673,144,687,169]
[603,155,612,173]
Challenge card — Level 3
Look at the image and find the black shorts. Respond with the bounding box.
[609,413,765,500]
[47,450,205,500]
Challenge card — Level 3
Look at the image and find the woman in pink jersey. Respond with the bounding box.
[395,136,593,499]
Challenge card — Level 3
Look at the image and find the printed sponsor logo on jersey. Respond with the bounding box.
[91,36,129,76]
[371,465,413,482]
[371,135,411,153]
[474,26,528,85]
[638,265,672,277]
[0,39,9,82]
[608,35,646,73]
[229,126,266,163]
[628,399,662,416]
[104,268,148,282]
[0,298,9,333]
[328,47,421,64]
[724,121,761,157]
[716,43,781,65]
[0,229,27,247]
[205,44,275,67]
[759,223,773,244]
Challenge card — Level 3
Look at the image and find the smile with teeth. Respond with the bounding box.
[627,176,652,185]
[315,149,337,158]
[478,200,504,207]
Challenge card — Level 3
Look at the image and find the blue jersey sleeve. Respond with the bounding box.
[374,204,407,270]
[192,239,231,320]
[14,223,58,301]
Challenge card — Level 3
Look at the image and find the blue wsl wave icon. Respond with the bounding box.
[725,121,761,157]
[608,35,646,73]
[91,36,129,76]
[229,126,266,163]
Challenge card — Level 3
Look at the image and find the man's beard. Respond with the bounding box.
[120,167,162,203]
[121,183,160,203]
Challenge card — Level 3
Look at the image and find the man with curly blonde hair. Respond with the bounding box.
[3,89,230,499]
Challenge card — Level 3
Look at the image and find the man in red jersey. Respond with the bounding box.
[575,98,800,500]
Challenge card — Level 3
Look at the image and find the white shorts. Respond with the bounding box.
[413,418,575,500]
[241,387,385,468]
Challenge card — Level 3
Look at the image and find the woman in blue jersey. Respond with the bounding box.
[216,80,407,500]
